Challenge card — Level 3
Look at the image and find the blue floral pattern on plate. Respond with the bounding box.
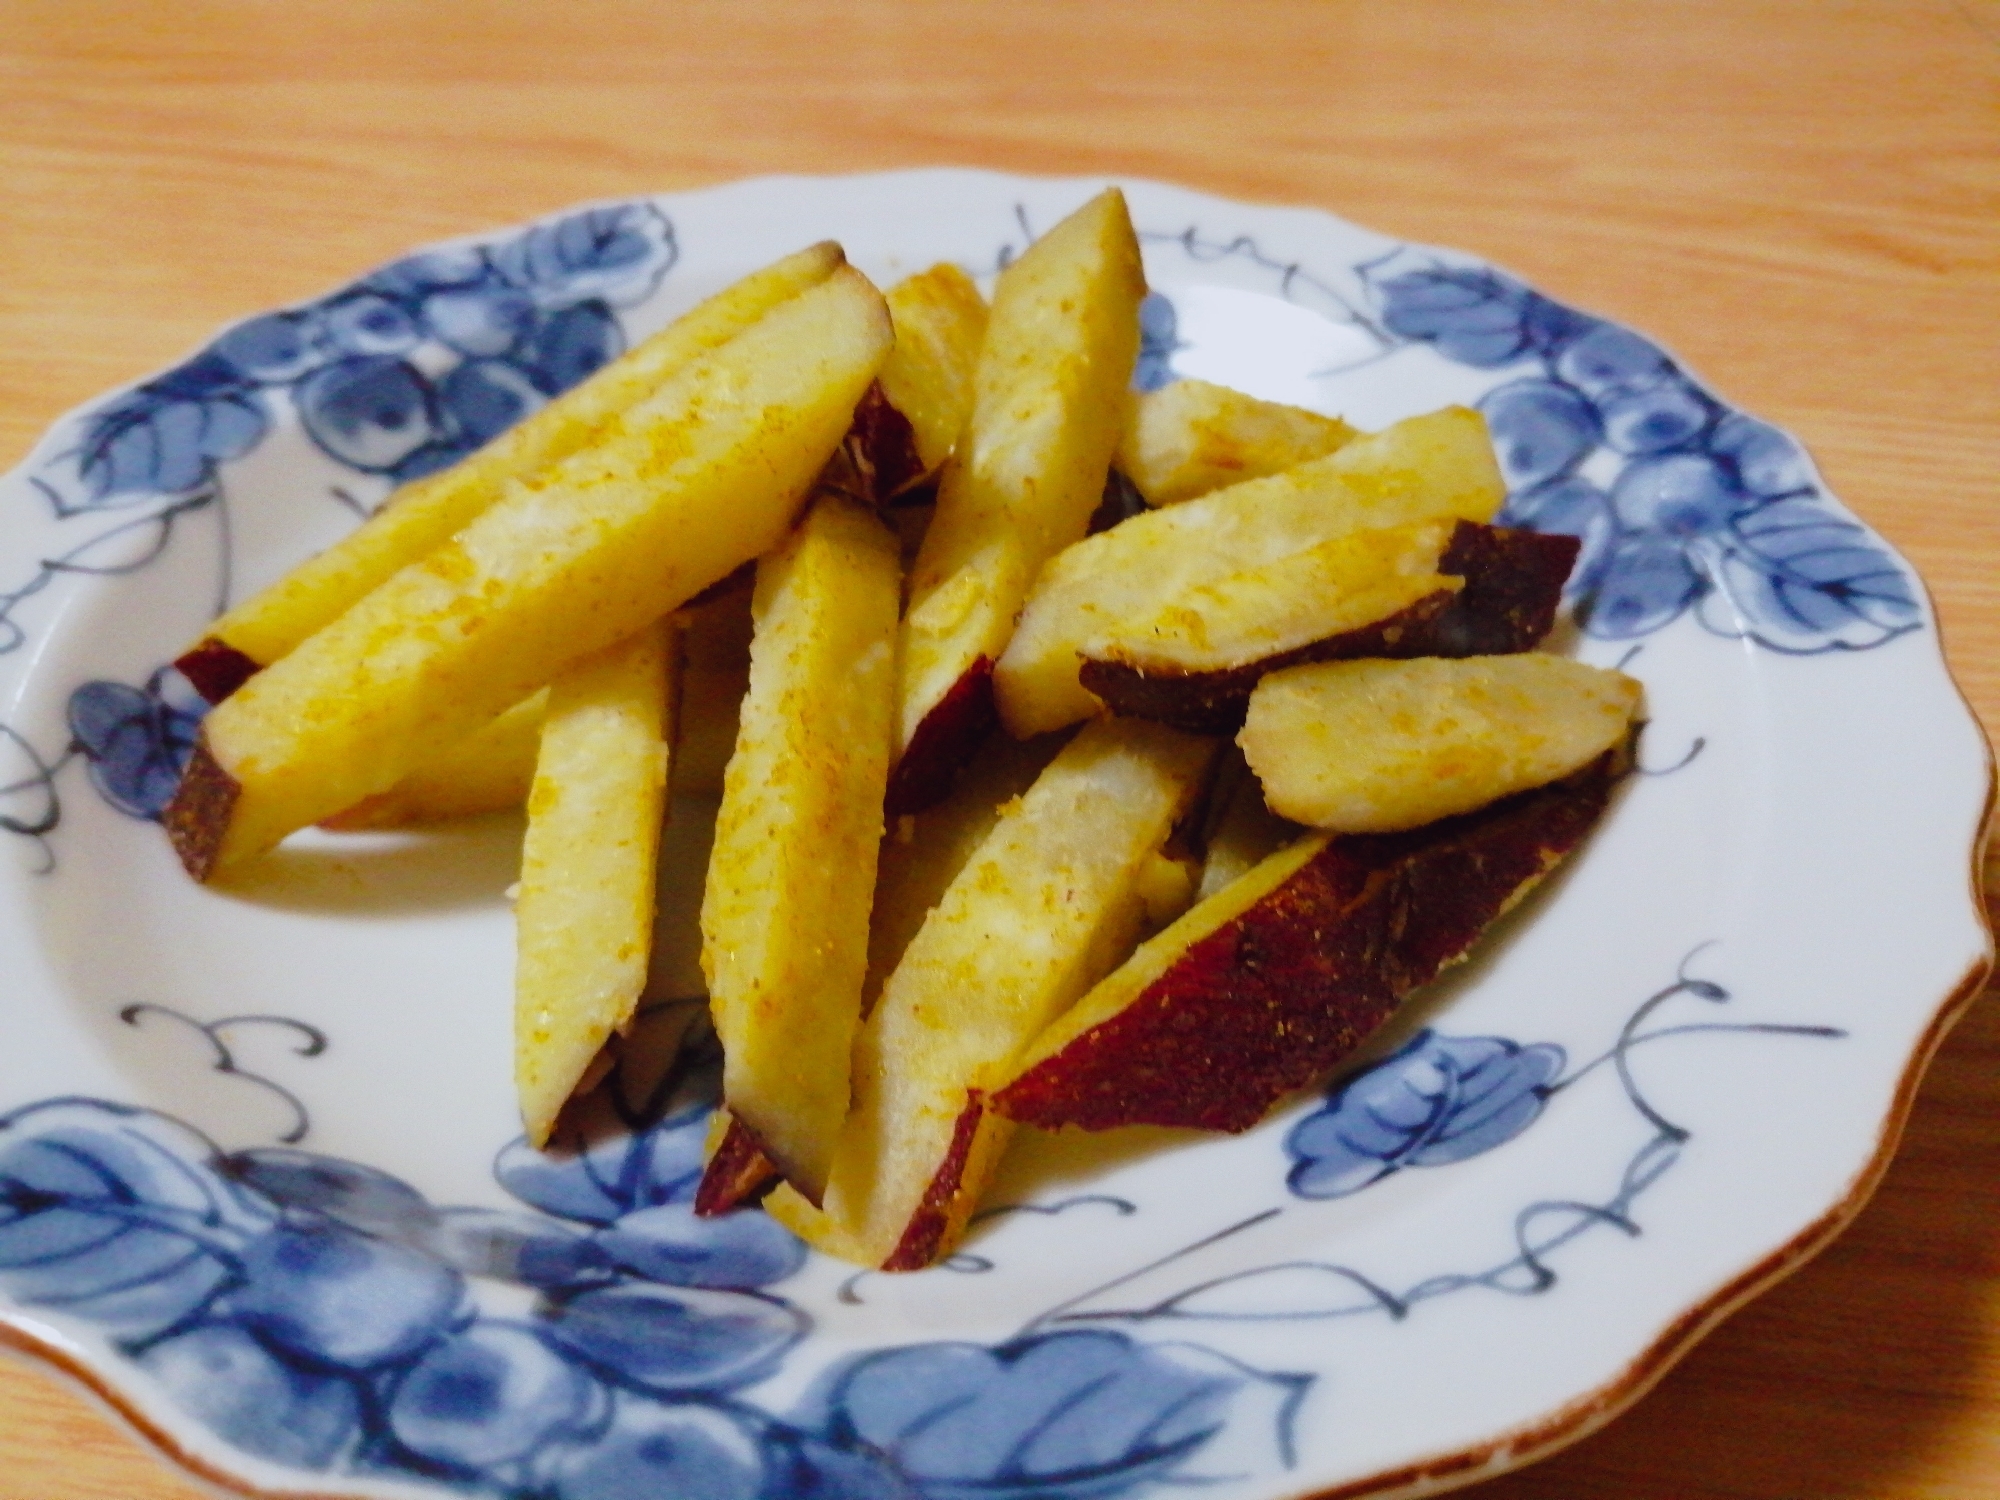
[1355,253,1922,651]
[0,1088,1294,1500]
[29,204,673,830]
[1286,1031,1566,1200]
[37,203,672,513]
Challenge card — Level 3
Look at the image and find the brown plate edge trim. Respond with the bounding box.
[0,1317,359,1500]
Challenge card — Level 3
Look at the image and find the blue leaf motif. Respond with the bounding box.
[1706,498,1922,649]
[296,356,443,473]
[592,1202,805,1291]
[1478,378,1599,491]
[137,1322,365,1470]
[70,384,267,507]
[1518,294,1600,360]
[542,1282,805,1396]
[814,1330,1244,1500]
[1132,292,1182,393]
[491,204,679,310]
[496,1102,711,1225]
[539,1398,769,1500]
[385,1319,602,1475]
[0,1099,271,1341]
[1286,1030,1565,1199]
[1368,265,1590,369]
[68,670,206,821]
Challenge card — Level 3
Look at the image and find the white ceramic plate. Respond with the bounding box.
[0,170,1988,1500]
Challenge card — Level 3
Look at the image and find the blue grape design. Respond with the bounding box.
[66,667,207,820]
[1361,254,1921,652]
[1,1090,1276,1500]
[39,201,675,515]
[1285,1031,1567,1200]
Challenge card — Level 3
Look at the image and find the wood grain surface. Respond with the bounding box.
[1,2,1995,1496]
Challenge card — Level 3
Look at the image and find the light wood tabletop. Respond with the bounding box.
[2,2,1996,1496]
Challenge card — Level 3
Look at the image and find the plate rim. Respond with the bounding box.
[0,165,1992,1500]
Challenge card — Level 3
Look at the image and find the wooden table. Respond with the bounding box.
[2,2,1995,1495]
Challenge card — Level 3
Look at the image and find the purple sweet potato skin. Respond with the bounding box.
[162,735,241,883]
[884,657,998,817]
[694,1114,782,1217]
[844,381,927,502]
[990,749,1622,1134]
[175,638,264,705]
[883,1092,985,1272]
[1427,521,1580,656]
[1080,522,1582,735]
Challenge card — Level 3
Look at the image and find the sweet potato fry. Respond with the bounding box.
[175,242,848,700]
[515,622,678,1147]
[868,264,989,499]
[1118,378,1357,507]
[1240,654,1642,833]
[992,406,1507,738]
[699,490,902,1204]
[991,747,1628,1133]
[891,189,1145,812]
[1077,521,1580,734]
[862,729,1069,1015]
[764,718,1215,1269]
[165,265,892,879]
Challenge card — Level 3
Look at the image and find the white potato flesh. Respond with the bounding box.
[701,492,902,1203]
[515,622,678,1147]
[1118,377,1356,507]
[1239,654,1642,832]
[768,717,1215,1268]
[993,406,1506,737]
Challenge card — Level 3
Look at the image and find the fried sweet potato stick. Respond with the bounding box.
[890,189,1145,813]
[515,621,678,1146]
[176,242,848,700]
[699,490,902,1204]
[165,265,892,879]
[765,718,1215,1269]
[992,406,1507,738]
